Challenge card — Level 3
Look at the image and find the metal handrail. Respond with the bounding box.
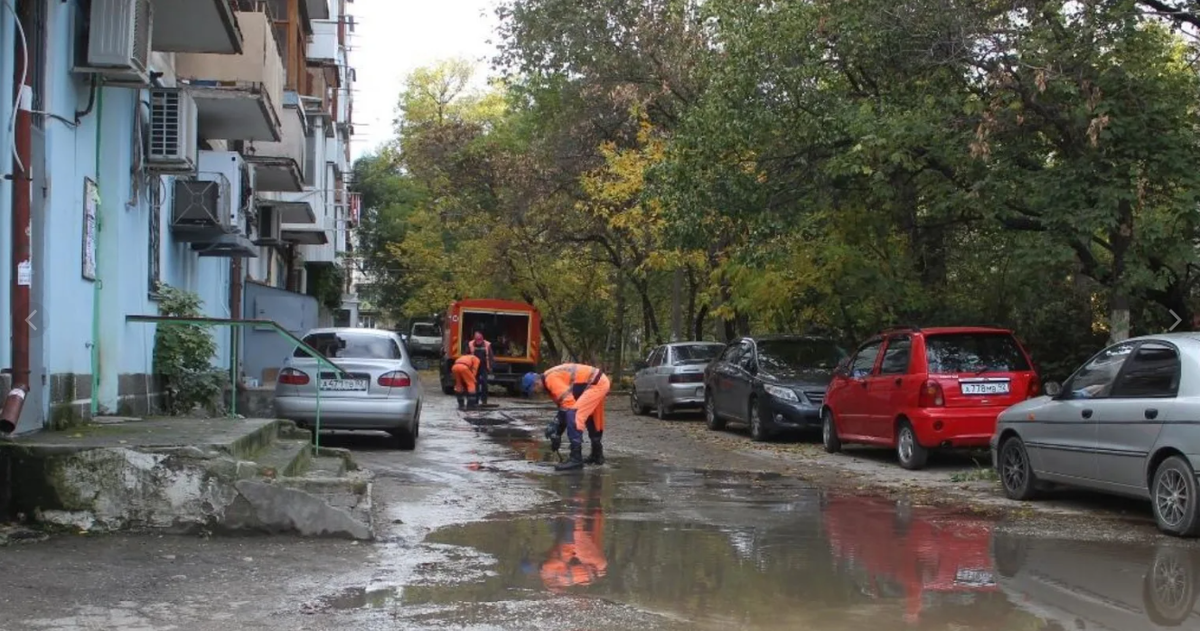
[126,315,349,453]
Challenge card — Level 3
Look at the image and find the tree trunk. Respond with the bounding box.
[686,267,698,339]
[1108,200,1134,343]
[612,268,626,382]
[671,267,683,342]
[694,303,709,340]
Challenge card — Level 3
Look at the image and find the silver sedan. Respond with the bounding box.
[992,333,1200,536]
[273,327,424,449]
[631,342,726,419]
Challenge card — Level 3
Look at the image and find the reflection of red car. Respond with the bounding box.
[823,495,998,623]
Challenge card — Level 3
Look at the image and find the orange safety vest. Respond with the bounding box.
[543,363,604,409]
[454,354,481,371]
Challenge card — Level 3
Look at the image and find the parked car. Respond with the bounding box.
[407,321,443,358]
[823,326,1040,470]
[993,333,1200,537]
[273,327,423,449]
[704,335,848,441]
[631,341,726,419]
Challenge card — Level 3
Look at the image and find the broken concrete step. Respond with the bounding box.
[304,456,347,478]
[252,439,313,479]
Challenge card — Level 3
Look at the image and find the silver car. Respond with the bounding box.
[631,342,726,419]
[992,333,1200,536]
[274,327,423,449]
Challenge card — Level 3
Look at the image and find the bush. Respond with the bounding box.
[153,285,225,415]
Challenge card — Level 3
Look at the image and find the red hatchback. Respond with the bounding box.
[821,326,1040,469]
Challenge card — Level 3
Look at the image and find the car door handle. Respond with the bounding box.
[894,378,902,386]
[860,381,868,388]
[1081,409,1093,419]
[1145,408,1159,420]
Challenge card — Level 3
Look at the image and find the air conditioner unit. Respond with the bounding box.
[254,205,284,246]
[147,89,199,174]
[82,0,153,85]
[198,151,249,230]
[170,176,231,242]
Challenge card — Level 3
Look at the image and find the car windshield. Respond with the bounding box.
[925,333,1029,374]
[411,324,439,337]
[756,339,846,371]
[674,344,724,364]
[295,331,400,359]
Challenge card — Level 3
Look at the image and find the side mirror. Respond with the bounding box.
[834,358,850,376]
[1043,381,1062,398]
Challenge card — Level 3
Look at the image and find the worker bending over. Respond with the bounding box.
[451,354,481,410]
[522,363,610,471]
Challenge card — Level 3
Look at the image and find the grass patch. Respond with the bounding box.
[950,466,999,483]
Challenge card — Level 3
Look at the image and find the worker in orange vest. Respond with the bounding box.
[520,474,607,591]
[521,363,610,471]
[468,331,494,406]
[451,354,481,410]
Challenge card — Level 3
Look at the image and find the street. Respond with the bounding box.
[0,392,1198,630]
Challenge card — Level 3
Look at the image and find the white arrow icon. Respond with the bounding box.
[25,310,36,331]
[1169,310,1183,331]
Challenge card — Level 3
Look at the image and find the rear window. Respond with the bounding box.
[674,344,724,364]
[924,333,1030,374]
[411,323,440,337]
[295,332,401,359]
[757,339,847,371]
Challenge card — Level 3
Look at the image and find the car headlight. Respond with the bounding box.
[763,384,799,403]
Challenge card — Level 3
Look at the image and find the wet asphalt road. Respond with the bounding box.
[0,394,1199,630]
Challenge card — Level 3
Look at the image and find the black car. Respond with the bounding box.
[704,335,848,441]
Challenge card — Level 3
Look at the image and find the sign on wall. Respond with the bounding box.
[82,177,98,281]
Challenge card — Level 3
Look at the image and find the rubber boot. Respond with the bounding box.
[584,440,605,466]
[456,395,465,410]
[466,399,478,410]
[555,443,584,471]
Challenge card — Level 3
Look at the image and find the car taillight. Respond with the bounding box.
[669,373,703,384]
[378,371,412,388]
[918,379,944,407]
[1026,378,1040,399]
[279,368,309,385]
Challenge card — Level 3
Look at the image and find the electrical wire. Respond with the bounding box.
[3,0,28,173]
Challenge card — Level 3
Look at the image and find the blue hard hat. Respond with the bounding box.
[521,372,540,395]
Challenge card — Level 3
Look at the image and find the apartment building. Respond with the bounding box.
[0,0,357,432]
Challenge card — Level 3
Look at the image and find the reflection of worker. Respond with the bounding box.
[468,331,494,406]
[522,363,610,471]
[528,475,607,591]
[451,354,481,410]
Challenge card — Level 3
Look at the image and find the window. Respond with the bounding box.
[295,331,401,359]
[148,193,161,295]
[1110,343,1180,398]
[924,333,1031,374]
[720,343,744,365]
[411,323,440,337]
[756,338,847,372]
[880,336,912,375]
[673,344,724,365]
[738,340,757,371]
[649,347,666,367]
[850,341,883,378]
[1062,342,1136,399]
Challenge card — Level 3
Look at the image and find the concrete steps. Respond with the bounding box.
[0,417,375,540]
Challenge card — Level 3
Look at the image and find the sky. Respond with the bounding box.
[348,0,501,160]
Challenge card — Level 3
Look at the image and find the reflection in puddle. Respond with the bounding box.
[302,586,399,613]
[340,422,1200,630]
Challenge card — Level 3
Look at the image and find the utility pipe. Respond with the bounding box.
[7,0,32,430]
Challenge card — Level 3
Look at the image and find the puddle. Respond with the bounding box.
[301,586,400,613]
[330,415,1200,630]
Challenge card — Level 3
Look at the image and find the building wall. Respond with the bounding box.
[241,280,319,385]
[24,4,232,425]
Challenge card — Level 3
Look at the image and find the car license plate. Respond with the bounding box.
[960,381,1009,395]
[320,378,368,391]
[955,569,995,585]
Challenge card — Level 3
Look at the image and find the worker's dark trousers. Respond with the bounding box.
[476,368,489,405]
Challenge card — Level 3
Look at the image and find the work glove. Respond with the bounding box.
[545,419,562,452]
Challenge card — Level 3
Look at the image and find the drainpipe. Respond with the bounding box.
[4,1,32,433]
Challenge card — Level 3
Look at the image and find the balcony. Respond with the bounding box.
[175,10,284,142]
[307,20,338,63]
[151,0,243,54]
[307,0,331,20]
[243,92,307,192]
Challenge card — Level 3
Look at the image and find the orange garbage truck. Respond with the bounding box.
[439,298,542,396]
